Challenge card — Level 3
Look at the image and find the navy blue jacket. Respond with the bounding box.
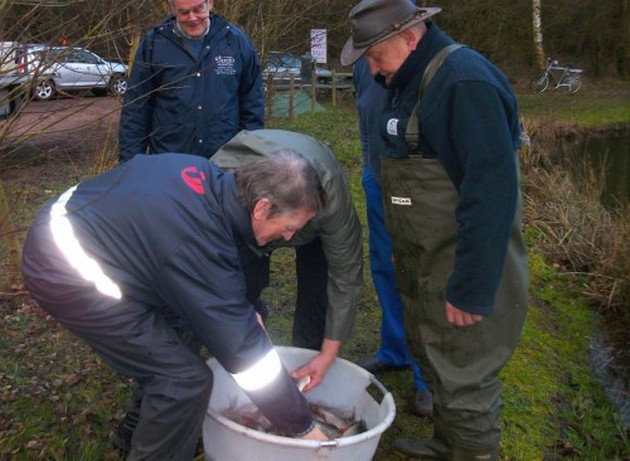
[381,23,522,315]
[24,154,311,435]
[353,57,388,185]
[119,13,264,161]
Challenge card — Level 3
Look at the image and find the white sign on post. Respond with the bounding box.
[310,29,327,64]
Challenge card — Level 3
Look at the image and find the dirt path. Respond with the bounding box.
[0,95,121,160]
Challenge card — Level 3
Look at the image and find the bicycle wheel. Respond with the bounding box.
[562,75,582,94]
[530,73,549,93]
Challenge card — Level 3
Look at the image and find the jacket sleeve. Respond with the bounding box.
[444,81,519,315]
[118,35,155,163]
[241,361,314,436]
[318,170,363,342]
[155,239,313,435]
[236,30,265,130]
[354,63,370,166]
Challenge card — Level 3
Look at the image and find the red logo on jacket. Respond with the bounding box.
[181,166,207,195]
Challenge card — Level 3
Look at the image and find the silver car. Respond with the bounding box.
[19,45,128,100]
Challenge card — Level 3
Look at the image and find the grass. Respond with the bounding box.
[517,78,630,128]
[1,81,629,460]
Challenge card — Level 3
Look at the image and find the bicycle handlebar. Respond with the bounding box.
[546,57,583,74]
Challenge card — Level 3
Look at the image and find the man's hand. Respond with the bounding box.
[446,302,483,326]
[300,423,329,441]
[290,339,340,392]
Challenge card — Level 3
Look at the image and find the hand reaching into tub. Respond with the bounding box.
[300,423,330,441]
[290,339,340,392]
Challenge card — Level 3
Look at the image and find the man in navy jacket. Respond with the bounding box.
[119,0,264,161]
[22,152,328,459]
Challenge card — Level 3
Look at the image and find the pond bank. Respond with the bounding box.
[521,119,629,435]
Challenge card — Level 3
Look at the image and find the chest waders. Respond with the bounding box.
[381,45,528,460]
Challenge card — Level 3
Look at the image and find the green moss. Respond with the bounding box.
[500,254,626,459]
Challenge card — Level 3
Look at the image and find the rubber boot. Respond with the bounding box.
[451,444,499,461]
[111,407,140,457]
[411,389,434,418]
[393,437,450,459]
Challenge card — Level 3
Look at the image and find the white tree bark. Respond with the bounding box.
[532,0,546,70]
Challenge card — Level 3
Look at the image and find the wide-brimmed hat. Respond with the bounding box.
[341,0,441,66]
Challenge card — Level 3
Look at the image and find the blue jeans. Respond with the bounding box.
[362,167,428,392]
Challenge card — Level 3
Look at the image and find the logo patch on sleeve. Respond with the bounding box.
[181,166,207,194]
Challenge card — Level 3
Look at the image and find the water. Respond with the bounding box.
[558,126,629,208]
[591,325,629,431]
[555,126,629,430]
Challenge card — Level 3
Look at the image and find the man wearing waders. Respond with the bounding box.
[353,56,433,418]
[22,152,329,460]
[341,1,529,459]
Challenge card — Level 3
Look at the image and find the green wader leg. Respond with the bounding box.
[382,156,528,459]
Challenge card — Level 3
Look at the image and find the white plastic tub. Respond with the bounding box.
[204,346,396,461]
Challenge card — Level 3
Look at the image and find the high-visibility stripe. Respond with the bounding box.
[231,348,282,391]
[50,186,122,300]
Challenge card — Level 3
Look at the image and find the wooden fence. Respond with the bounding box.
[265,70,354,118]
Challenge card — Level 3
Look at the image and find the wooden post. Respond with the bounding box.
[311,74,317,115]
[266,81,273,118]
[288,76,294,120]
[332,69,337,107]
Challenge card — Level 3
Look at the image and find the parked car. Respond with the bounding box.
[0,41,28,118]
[262,51,332,86]
[17,45,128,100]
[1,41,22,75]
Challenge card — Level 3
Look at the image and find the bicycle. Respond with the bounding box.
[530,57,583,94]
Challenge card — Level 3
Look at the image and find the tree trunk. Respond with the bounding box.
[0,180,22,290]
[532,0,545,69]
[617,0,629,77]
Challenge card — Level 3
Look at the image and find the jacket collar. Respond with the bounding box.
[156,12,229,43]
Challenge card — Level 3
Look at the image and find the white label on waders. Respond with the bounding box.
[386,118,399,136]
[391,196,412,206]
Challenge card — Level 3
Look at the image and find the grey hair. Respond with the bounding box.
[409,21,428,36]
[168,0,209,9]
[235,150,326,218]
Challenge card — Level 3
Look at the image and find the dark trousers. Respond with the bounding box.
[293,238,328,350]
[22,222,212,461]
[239,237,328,351]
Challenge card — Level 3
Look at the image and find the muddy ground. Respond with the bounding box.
[0,94,122,165]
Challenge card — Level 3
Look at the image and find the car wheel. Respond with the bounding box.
[34,80,55,101]
[109,75,127,96]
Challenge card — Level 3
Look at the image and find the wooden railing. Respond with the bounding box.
[265,70,354,118]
